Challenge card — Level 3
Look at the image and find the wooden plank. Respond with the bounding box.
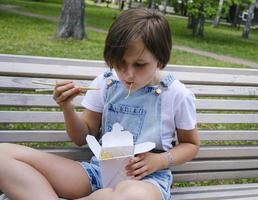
[1,62,258,86]
[1,76,258,97]
[1,111,258,123]
[1,131,257,158]
[0,62,106,79]
[173,186,258,199]
[172,159,258,172]
[43,148,93,162]
[2,54,258,75]
[173,170,258,182]
[0,93,83,108]
[0,130,70,142]
[0,111,65,123]
[0,76,91,90]
[224,197,258,200]
[172,183,258,194]
[2,130,258,143]
[2,93,258,111]
[197,113,258,123]
[188,85,258,97]
[197,146,258,159]
[166,64,258,75]
[0,54,107,68]
[199,130,258,141]
[196,99,258,111]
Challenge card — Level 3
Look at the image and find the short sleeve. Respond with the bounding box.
[81,74,107,113]
[175,91,197,130]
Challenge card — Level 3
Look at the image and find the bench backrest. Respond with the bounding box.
[1,55,258,183]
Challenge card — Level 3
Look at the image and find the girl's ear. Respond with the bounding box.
[157,62,163,69]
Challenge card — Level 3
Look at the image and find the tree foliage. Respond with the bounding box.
[187,0,217,36]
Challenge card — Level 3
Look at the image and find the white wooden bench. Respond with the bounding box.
[130,2,143,8]
[158,5,175,14]
[0,54,258,199]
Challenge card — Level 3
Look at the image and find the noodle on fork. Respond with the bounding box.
[124,83,133,99]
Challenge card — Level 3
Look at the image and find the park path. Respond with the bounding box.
[1,4,258,69]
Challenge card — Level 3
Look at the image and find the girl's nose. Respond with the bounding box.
[123,65,134,78]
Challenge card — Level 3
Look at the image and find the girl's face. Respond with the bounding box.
[115,40,161,91]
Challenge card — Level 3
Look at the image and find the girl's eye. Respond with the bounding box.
[134,63,146,68]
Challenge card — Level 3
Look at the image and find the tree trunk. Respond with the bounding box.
[231,5,240,29]
[161,0,168,14]
[56,0,85,40]
[149,0,156,9]
[213,0,224,27]
[187,15,193,29]
[192,3,205,37]
[242,4,254,39]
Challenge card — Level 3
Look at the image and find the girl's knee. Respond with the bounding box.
[0,143,33,160]
[113,180,160,200]
[0,143,15,156]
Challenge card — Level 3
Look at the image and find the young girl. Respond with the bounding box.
[0,8,199,200]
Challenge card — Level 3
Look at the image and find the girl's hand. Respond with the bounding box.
[125,152,167,180]
[53,80,81,108]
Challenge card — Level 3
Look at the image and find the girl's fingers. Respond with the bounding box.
[65,89,81,102]
[127,160,145,171]
[55,87,80,103]
[54,83,74,99]
[130,156,141,164]
[55,80,73,87]
[130,166,148,178]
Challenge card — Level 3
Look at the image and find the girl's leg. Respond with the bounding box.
[0,143,92,200]
[77,180,162,200]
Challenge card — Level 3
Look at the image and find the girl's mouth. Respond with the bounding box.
[125,81,134,88]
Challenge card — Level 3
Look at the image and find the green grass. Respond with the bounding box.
[0,11,105,59]
[168,15,258,62]
[0,0,257,66]
[0,6,246,67]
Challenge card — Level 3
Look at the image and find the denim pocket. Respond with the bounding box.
[104,103,146,142]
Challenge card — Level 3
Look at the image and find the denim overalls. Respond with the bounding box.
[81,71,174,200]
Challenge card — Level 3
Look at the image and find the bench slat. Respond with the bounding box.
[1,62,258,86]
[1,111,258,123]
[0,93,83,108]
[0,76,91,90]
[1,93,258,111]
[172,183,258,194]
[1,76,258,97]
[0,130,70,142]
[196,99,258,111]
[2,131,257,160]
[188,85,258,97]
[173,170,258,182]
[172,159,258,172]
[197,146,258,159]
[43,148,93,161]
[199,130,258,141]
[173,185,258,199]
[0,62,105,79]
[2,54,258,76]
[1,130,258,142]
[197,113,258,123]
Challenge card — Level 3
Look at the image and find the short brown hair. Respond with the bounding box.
[104,8,172,69]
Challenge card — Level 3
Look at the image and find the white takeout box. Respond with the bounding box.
[86,123,155,188]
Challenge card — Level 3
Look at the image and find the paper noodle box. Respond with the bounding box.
[86,123,155,188]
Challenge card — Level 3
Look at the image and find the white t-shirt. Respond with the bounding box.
[82,71,196,151]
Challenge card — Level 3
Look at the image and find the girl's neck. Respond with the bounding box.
[147,70,164,86]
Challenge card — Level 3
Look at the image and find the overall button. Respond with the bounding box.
[155,88,162,96]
